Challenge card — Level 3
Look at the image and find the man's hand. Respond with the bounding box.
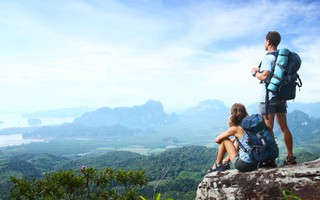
[251,67,259,77]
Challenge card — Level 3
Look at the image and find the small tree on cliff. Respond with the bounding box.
[10,166,147,199]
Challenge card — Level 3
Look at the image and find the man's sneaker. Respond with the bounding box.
[207,162,230,173]
[258,159,277,168]
[283,156,297,165]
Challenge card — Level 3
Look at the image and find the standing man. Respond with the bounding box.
[251,31,297,166]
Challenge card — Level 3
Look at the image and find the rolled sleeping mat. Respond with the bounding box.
[267,48,289,92]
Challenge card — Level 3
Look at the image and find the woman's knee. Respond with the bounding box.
[221,138,233,147]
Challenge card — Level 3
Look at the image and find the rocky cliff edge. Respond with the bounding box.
[196,158,320,200]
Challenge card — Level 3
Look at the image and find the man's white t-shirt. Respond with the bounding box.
[260,52,276,102]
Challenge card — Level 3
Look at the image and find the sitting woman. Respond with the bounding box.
[208,103,258,173]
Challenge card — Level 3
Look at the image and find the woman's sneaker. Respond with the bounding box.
[283,156,297,165]
[207,162,230,173]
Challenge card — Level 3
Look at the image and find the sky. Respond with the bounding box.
[0,0,320,113]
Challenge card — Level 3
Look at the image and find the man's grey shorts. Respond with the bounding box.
[259,98,287,115]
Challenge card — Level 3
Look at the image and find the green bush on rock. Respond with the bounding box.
[10,167,147,199]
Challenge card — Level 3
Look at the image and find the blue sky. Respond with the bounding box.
[0,0,319,113]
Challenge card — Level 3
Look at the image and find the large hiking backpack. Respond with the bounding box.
[236,114,279,163]
[267,48,302,100]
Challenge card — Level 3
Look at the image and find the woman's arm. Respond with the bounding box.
[215,126,238,144]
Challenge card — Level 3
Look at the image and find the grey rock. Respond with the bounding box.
[196,158,320,200]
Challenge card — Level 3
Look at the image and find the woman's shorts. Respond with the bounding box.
[259,98,287,115]
[234,156,257,172]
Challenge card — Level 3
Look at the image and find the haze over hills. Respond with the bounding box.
[247,101,320,119]
[0,99,313,148]
[73,100,178,129]
[20,99,227,140]
[1,99,320,146]
[0,98,319,200]
[21,107,95,118]
[15,100,320,121]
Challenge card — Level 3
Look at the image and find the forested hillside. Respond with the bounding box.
[3,100,319,146]
[1,100,320,199]
[1,146,319,199]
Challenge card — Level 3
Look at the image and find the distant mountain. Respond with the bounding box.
[15,99,320,141]
[22,107,94,118]
[247,103,259,115]
[246,102,320,143]
[22,100,228,139]
[287,102,320,118]
[73,100,178,129]
[27,118,42,126]
[247,102,320,119]
[179,99,229,128]
[0,127,39,135]
[182,99,229,116]
[23,123,136,139]
[286,110,320,143]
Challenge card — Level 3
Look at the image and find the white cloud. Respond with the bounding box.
[0,0,319,112]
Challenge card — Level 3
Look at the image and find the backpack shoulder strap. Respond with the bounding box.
[267,50,278,56]
[267,50,279,71]
[235,136,248,153]
[258,50,278,72]
[264,50,279,120]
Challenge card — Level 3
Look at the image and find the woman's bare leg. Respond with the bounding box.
[211,138,238,169]
[223,138,239,163]
[221,139,238,162]
[215,141,228,164]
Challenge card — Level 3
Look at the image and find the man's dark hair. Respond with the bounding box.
[266,31,281,47]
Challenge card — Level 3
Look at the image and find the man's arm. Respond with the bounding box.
[256,69,270,81]
[251,54,275,81]
[251,67,270,81]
